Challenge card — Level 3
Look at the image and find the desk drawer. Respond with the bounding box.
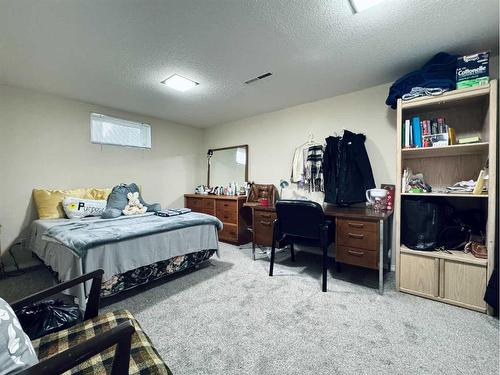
[336,246,378,270]
[253,211,276,247]
[219,223,238,242]
[338,219,377,233]
[337,219,378,251]
[216,200,237,224]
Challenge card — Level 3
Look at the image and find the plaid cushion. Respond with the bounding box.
[31,310,172,375]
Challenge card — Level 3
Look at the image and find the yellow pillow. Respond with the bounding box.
[33,188,87,219]
[85,188,112,201]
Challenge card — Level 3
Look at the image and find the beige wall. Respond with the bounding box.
[203,82,398,201]
[0,84,204,265]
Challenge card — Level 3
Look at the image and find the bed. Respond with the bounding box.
[28,212,222,306]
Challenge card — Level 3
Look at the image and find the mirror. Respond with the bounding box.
[207,145,248,187]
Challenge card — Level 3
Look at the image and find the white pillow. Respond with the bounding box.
[62,197,106,219]
[0,297,38,374]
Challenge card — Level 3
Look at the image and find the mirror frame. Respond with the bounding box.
[207,144,248,187]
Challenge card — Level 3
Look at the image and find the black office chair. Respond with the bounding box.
[269,200,334,292]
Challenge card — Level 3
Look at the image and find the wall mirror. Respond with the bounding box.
[207,145,248,187]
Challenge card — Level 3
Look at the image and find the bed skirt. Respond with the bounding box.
[100,249,217,298]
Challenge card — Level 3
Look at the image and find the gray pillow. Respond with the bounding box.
[0,298,38,374]
[102,183,161,219]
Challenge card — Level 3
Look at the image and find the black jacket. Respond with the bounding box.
[323,131,375,205]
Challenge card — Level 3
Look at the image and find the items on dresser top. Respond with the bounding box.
[323,130,376,205]
[184,194,251,245]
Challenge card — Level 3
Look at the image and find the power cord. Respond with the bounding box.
[0,241,26,278]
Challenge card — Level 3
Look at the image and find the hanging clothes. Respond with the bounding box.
[323,130,375,205]
[306,144,324,192]
[291,145,307,184]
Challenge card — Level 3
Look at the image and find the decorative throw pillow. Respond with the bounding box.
[0,298,38,374]
[33,188,87,219]
[62,197,107,219]
[102,183,161,219]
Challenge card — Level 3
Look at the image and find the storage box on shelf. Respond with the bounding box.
[395,80,497,314]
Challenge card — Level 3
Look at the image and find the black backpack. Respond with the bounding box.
[402,198,445,251]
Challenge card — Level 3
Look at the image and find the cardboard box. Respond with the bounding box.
[456,51,490,89]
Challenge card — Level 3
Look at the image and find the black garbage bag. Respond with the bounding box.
[15,299,82,340]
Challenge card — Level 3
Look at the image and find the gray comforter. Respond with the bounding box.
[43,212,223,257]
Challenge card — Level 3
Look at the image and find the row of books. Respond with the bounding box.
[402,116,456,148]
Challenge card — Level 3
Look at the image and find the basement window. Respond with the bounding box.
[90,113,151,149]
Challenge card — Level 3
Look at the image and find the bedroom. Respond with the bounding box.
[0,0,499,374]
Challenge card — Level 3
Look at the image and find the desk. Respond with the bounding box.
[243,202,393,294]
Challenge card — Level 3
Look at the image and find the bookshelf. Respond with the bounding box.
[395,80,497,314]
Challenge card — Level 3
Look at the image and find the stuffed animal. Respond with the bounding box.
[122,192,147,216]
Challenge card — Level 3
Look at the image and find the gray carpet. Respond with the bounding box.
[1,243,498,374]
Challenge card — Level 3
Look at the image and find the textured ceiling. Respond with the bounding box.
[0,0,498,127]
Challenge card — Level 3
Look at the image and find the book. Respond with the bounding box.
[404,119,410,148]
[458,136,481,144]
[411,116,422,147]
[447,127,456,145]
[473,169,486,195]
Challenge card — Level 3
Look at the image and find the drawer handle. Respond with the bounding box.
[224,204,229,207]
[347,250,364,257]
[348,233,364,239]
[348,222,364,228]
[260,221,272,226]
[224,215,229,219]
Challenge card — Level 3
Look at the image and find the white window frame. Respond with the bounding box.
[90,113,151,149]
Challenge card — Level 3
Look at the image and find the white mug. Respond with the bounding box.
[366,188,387,204]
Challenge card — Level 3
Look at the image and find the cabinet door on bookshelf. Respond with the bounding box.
[441,260,487,311]
[400,252,439,298]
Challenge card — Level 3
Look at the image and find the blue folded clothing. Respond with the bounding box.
[386,52,458,109]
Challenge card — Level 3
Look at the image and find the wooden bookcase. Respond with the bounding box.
[395,80,497,314]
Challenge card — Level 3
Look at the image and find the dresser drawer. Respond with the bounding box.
[337,219,378,251]
[186,197,214,215]
[253,211,276,246]
[215,200,237,224]
[219,223,238,242]
[336,246,378,270]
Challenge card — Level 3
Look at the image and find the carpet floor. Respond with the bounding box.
[1,243,498,374]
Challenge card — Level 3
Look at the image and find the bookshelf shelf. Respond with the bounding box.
[400,245,487,266]
[401,142,489,159]
[395,79,497,314]
[401,192,488,198]
[400,83,491,110]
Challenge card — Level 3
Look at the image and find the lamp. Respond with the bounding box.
[279,179,289,199]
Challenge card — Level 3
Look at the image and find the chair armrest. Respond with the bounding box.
[18,320,135,375]
[11,269,104,320]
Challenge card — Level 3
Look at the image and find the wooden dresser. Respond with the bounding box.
[184,194,251,245]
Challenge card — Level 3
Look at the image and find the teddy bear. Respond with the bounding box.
[122,192,148,216]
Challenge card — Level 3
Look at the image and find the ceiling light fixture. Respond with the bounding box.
[349,0,385,13]
[161,74,199,92]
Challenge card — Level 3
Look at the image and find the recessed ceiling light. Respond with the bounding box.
[161,74,199,92]
[349,0,385,13]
